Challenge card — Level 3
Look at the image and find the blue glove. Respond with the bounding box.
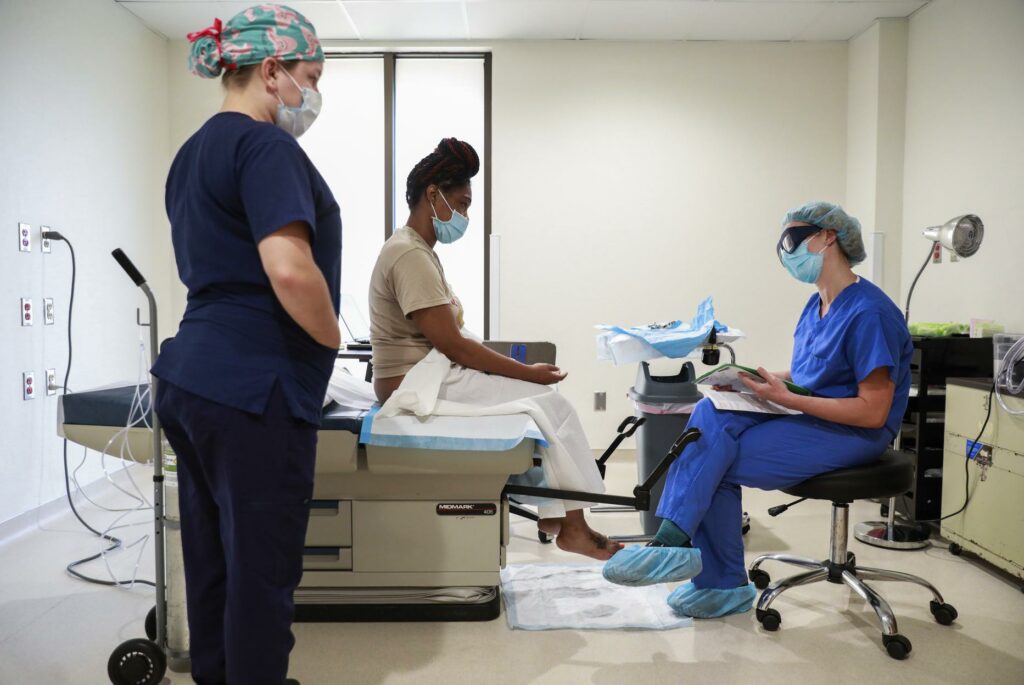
[602,545,702,587]
[667,582,757,618]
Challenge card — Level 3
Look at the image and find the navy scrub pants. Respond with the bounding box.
[656,398,892,590]
[156,381,317,685]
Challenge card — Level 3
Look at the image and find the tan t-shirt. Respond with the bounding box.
[369,226,465,378]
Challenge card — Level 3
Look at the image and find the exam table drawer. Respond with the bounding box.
[306,500,353,547]
[315,430,360,473]
[303,546,353,571]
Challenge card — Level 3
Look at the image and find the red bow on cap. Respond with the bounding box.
[187,17,223,44]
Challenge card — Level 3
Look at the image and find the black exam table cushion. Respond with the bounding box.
[63,385,364,434]
[62,384,153,427]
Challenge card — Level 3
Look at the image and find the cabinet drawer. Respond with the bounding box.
[946,385,1024,467]
[303,546,353,571]
[306,500,352,547]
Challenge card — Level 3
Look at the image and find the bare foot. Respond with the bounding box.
[555,524,624,561]
[538,518,562,536]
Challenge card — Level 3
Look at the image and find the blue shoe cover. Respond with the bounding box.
[667,582,757,618]
[602,545,703,587]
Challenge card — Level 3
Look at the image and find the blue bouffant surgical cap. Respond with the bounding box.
[782,201,866,266]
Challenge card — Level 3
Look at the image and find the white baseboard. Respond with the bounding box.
[0,467,142,547]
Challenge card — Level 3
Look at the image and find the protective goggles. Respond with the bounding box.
[777,225,821,261]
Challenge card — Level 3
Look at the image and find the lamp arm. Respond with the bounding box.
[904,240,938,323]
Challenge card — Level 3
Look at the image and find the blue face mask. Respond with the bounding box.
[431,190,469,244]
[781,239,828,283]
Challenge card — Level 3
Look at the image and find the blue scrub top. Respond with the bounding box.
[791,278,912,437]
[153,112,341,426]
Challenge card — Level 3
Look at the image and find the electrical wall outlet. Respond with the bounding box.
[46,369,57,396]
[20,298,33,326]
[43,298,55,325]
[18,223,31,252]
[41,226,52,253]
[594,392,607,412]
[931,242,943,264]
[23,372,35,400]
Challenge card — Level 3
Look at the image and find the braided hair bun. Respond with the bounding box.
[405,138,480,209]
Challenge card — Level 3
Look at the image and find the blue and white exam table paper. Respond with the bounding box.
[596,297,744,365]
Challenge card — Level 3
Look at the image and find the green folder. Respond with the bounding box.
[696,364,812,396]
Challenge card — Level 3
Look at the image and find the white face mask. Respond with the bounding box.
[275,66,321,138]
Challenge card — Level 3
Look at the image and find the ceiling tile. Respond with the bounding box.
[119,2,358,41]
[341,1,467,41]
[581,1,827,41]
[797,1,927,40]
[466,0,587,40]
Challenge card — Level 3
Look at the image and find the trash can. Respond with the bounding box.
[628,361,703,536]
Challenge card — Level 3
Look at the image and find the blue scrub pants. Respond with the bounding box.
[156,381,317,685]
[656,399,892,590]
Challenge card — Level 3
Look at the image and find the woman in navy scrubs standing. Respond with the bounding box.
[152,6,340,684]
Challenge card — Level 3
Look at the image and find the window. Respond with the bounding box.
[302,53,491,341]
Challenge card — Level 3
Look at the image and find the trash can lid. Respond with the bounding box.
[629,361,703,404]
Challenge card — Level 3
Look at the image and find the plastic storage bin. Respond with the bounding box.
[994,333,1024,389]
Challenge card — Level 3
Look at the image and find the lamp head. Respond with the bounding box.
[922,214,983,258]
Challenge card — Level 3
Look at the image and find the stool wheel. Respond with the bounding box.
[145,606,157,641]
[538,531,553,544]
[883,634,912,660]
[108,638,166,685]
[756,608,781,631]
[949,543,963,556]
[749,568,771,590]
[930,600,958,626]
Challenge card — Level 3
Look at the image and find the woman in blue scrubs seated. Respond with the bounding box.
[603,201,912,619]
[153,6,338,684]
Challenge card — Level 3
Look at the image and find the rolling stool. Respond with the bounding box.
[747,449,958,660]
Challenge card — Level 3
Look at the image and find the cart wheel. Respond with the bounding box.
[949,543,963,556]
[883,634,912,660]
[930,600,958,626]
[144,606,157,641]
[756,607,781,632]
[538,531,553,544]
[108,638,166,685]
[749,568,771,590]
[880,502,889,518]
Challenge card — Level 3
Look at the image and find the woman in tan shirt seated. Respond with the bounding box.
[368,138,621,561]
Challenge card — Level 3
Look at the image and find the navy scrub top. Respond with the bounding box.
[153,112,341,426]
[790,278,913,438]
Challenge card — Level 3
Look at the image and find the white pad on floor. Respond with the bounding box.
[500,563,693,631]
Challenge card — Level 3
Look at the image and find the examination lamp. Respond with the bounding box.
[903,214,984,322]
[856,214,984,551]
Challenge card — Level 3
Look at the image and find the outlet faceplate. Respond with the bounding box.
[20,298,33,326]
[18,223,31,252]
[46,369,57,396]
[594,392,607,412]
[44,298,55,325]
[41,226,52,253]
[23,372,35,400]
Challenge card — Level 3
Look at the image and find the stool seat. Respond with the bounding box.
[781,449,913,502]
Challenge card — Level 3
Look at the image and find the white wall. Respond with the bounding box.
[490,41,849,445]
[901,0,1024,332]
[846,19,908,299]
[0,0,170,525]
